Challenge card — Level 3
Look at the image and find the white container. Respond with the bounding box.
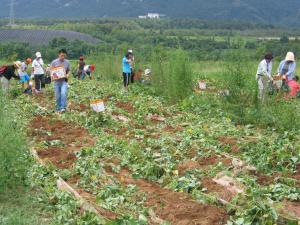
[90,100,105,112]
[198,80,207,90]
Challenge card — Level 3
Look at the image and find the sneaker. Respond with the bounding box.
[60,109,66,113]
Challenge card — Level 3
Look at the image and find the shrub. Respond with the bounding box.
[151,48,193,103]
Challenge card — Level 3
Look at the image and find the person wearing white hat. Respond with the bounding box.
[0,61,21,93]
[278,52,296,81]
[32,52,45,94]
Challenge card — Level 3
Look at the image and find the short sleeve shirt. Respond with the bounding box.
[32,58,44,75]
[50,58,71,74]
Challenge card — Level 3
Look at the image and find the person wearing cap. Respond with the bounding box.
[77,55,86,80]
[50,49,71,113]
[127,49,135,83]
[0,62,21,93]
[256,53,273,101]
[32,52,45,94]
[19,58,32,89]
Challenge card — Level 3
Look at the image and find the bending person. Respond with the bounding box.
[256,53,273,101]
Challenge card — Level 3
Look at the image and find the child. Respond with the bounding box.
[287,76,300,98]
[83,64,95,80]
[19,58,32,89]
[77,56,86,80]
[122,53,132,91]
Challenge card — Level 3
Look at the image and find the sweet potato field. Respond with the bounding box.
[8,75,298,225]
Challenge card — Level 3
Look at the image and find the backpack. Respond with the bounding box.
[0,65,7,75]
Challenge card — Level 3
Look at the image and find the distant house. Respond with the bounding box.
[147,13,160,19]
[138,13,162,19]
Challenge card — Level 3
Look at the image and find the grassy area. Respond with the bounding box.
[0,94,53,225]
[0,188,52,225]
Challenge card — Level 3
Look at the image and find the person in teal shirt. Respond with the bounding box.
[122,53,132,90]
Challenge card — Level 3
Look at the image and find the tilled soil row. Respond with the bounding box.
[29,115,229,225]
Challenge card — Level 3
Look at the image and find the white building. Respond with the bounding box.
[147,13,160,19]
[138,13,161,19]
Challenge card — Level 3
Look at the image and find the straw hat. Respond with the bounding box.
[285,52,295,62]
[14,61,22,68]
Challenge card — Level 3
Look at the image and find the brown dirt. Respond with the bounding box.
[177,156,232,175]
[249,171,274,186]
[104,127,128,139]
[198,156,232,168]
[115,101,135,113]
[202,177,236,203]
[69,102,89,112]
[163,125,183,133]
[110,168,228,225]
[218,136,240,153]
[30,115,95,169]
[288,165,300,186]
[283,201,300,218]
[177,160,200,176]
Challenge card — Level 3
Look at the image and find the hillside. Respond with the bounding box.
[1,0,300,26]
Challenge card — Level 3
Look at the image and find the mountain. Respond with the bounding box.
[1,0,300,26]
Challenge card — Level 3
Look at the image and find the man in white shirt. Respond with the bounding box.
[32,52,45,93]
[256,53,273,101]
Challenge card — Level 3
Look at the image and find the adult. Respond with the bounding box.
[19,58,32,89]
[256,53,273,100]
[128,49,135,83]
[0,61,21,93]
[122,52,132,91]
[50,49,71,113]
[77,56,86,80]
[278,52,296,81]
[32,52,45,94]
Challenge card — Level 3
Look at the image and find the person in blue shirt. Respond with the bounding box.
[122,53,132,90]
[278,52,296,81]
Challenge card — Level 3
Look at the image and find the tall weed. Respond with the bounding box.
[151,48,193,103]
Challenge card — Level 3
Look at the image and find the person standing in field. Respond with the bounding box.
[0,61,21,94]
[77,55,86,80]
[32,52,45,94]
[19,58,32,89]
[256,53,273,101]
[128,49,135,83]
[122,52,132,91]
[50,49,71,113]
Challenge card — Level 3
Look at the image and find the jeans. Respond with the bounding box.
[34,74,45,91]
[123,72,131,87]
[54,80,68,111]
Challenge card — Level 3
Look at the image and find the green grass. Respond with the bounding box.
[0,188,52,225]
